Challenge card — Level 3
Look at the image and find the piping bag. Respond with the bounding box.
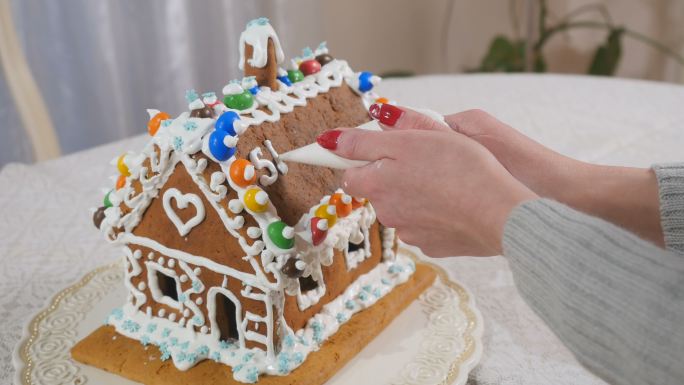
[277,108,447,169]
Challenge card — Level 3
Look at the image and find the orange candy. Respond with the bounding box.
[148,111,170,136]
[229,158,257,187]
[351,197,366,209]
[329,193,352,217]
[375,97,389,104]
[116,175,126,190]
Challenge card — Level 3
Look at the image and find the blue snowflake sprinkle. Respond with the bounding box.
[161,328,171,338]
[140,335,151,346]
[293,352,304,364]
[302,46,314,58]
[278,353,291,373]
[297,335,309,346]
[358,291,368,301]
[242,352,255,363]
[170,337,179,346]
[316,41,327,53]
[160,349,171,361]
[373,288,382,298]
[177,351,187,362]
[192,280,202,292]
[283,334,295,348]
[246,367,259,383]
[110,308,124,321]
[162,119,173,127]
[362,285,372,293]
[311,321,323,343]
[336,313,347,323]
[122,320,140,333]
[184,352,198,363]
[196,345,210,355]
[185,89,199,103]
[202,92,216,99]
[173,136,183,151]
[388,264,404,274]
[232,364,244,373]
[178,293,188,303]
[247,17,269,28]
[211,351,221,361]
[219,340,234,349]
[192,315,204,326]
[345,300,355,310]
[183,121,197,131]
[381,278,391,285]
[179,341,190,350]
[146,323,158,333]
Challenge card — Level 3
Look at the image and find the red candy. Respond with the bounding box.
[311,217,328,246]
[299,59,321,76]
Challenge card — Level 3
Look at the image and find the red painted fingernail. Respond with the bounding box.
[370,103,404,126]
[317,130,342,150]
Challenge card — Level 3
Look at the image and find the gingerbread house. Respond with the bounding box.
[82,18,418,383]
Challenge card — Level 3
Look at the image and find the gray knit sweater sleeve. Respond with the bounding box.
[503,164,684,385]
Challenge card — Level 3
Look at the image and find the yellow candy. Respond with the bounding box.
[315,204,337,228]
[244,188,269,213]
[117,154,130,176]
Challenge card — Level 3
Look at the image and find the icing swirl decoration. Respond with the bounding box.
[162,188,206,237]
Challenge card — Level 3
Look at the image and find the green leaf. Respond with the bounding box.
[477,36,527,72]
[588,28,624,76]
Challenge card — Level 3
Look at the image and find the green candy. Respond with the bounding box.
[287,69,304,83]
[268,221,294,249]
[104,190,114,208]
[223,90,254,110]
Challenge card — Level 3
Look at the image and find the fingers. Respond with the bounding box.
[341,158,393,199]
[370,103,450,132]
[444,108,502,137]
[317,128,408,162]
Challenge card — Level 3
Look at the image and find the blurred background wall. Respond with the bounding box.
[1,0,683,166]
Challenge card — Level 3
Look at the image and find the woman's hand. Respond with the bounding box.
[316,110,537,257]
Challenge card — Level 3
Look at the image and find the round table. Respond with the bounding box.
[2,74,683,384]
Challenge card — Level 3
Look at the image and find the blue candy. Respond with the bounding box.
[277,75,292,87]
[358,71,375,92]
[249,86,259,95]
[209,130,236,161]
[214,111,240,136]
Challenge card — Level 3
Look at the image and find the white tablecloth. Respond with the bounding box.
[2,74,683,384]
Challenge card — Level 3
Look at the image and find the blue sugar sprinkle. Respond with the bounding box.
[110,308,124,321]
[170,337,179,346]
[293,352,304,364]
[161,328,171,338]
[161,119,173,127]
[278,353,290,373]
[246,367,259,382]
[160,350,171,361]
[242,352,255,363]
[336,313,347,323]
[177,351,187,362]
[179,341,190,350]
[184,352,198,363]
[358,292,368,301]
[192,315,204,326]
[231,351,237,357]
[297,335,308,346]
[388,264,404,274]
[192,280,202,292]
[362,285,372,293]
[345,300,355,310]
[211,351,221,361]
[232,364,244,373]
[311,321,323,343]
[140,335,151,346]
[196,345,210,355]
[219,340,233,349]
[202,92,216,99]
[173,136,183,151]
[183,121,197,131]
[146,323,158,333]
[317,41,327,53]
[185,89,199,103]
[373,288,382,298]
[302,47,314,58]
[381,278,391,285]
[247,17,269,27]
[178,293,188,303]
[284,334,295,348]
[122,320,140,333]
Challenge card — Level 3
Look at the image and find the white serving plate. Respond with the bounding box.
[13,247,483,385]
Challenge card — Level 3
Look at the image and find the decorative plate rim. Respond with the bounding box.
[12,246,483,385]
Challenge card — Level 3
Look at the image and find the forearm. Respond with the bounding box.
[503,199,684,385]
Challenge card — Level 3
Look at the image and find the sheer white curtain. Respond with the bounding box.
[1,0,322,166]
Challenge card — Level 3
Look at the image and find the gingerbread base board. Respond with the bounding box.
[71,262,437,385]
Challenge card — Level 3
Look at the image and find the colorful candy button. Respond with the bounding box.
[104,190,114,208]
[148,111,170,136]
[310,217,328,246]
[223,90,254,110]
[351,197,366,209]
[229,158,257,187]
[358,71,376,92]
[277,74,292,87]
[209,130,236,161]
[329,193,352,217]
[299,59,321,76]
[315,54,334,66]
[268,220,295,249]
[93,206,107,229]
[215,111,240,136]
[287,69,304,83]
[244,188,269,213]
[117,154,130,176]
[116,175,126,190]
[315,204,337,228]
[375,97,389,104]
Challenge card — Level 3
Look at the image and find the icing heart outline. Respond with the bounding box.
[162,188,206,237]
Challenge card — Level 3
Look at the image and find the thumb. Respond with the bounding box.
[316,128,400,161]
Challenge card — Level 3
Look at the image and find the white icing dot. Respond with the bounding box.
[234,216,245,229]
[342,194,352,204]
[223,135,238,148]
[195,297,204,305]
[247,226,262,238]
[327,205,336,215]
[158,309,166,317]
[295,260,306,270]
[244,165,255,180]
[200,326,209,334]
[255,191,269,205]
[193,267,201,276]
[317,219,329,231]
[183,309,191,317]
[138,282,147,291]
[158,257,165,265]
[168,259,176,268]
[283,226,294,239]
[146,306,152,317]
[147,252,155,260]
[169,313,177,321]
[180,275,188,283]
[133,250,142,259]
[228,199,244,214]
[179,318,186,326]
[222,276,228,288]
